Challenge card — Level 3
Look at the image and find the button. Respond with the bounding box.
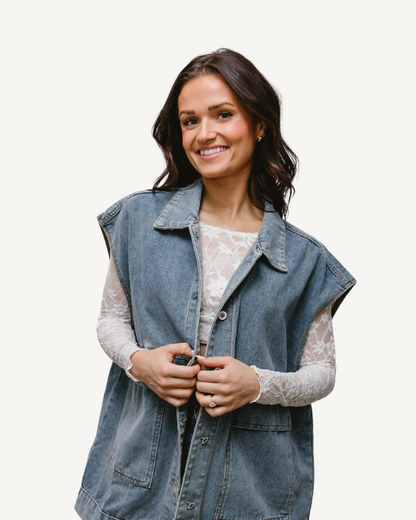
[194,229,199,237]
[218,311,227,320]
[187,501,195,510]
[256,245,261,252]
[182,416,187,423]
[201,436,208,445]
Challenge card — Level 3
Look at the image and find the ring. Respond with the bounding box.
[209,395,217,408]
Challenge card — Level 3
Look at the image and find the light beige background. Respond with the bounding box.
[1,1,414,518]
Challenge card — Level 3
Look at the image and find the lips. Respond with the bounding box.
[197,146,229,156]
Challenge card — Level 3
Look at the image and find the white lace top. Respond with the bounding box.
[97,222,336,406]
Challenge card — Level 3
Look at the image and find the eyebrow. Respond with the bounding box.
[179,102,235,117]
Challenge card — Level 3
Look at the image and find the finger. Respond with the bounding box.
[165,396,190,408]
[197,355,230,369]
[195,390,221,409]
[165,343,195,361]
[196,367,224,383]
[195,380,219,395]
[164,363,200,380]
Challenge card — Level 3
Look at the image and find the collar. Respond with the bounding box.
[154,178,287,272]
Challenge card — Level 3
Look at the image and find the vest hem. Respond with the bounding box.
[75,487,122,520]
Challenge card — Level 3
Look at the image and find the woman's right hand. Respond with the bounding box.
[129,343,200,407]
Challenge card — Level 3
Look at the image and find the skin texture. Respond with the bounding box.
[130,74,264,415]
[130,344,200,408]
[178,75,262,186]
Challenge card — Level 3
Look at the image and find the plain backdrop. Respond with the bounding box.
[1,1,415,518]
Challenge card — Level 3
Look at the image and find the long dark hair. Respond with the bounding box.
[152,48,297,217]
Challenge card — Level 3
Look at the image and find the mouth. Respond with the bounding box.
[197,146,229,156]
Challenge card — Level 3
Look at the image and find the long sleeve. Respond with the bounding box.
[96,255,145,381]
[97,255,336,404]
[250,305,336,406]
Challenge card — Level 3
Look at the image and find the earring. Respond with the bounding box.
[257,136,263,142]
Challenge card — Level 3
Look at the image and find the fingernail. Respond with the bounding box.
[196,355,205,359]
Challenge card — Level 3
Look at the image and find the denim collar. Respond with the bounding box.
[154,179,287,272]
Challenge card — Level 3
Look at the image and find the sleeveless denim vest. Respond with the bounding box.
[75,179,356,520]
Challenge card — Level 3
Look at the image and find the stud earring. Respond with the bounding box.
[257,136,263,142]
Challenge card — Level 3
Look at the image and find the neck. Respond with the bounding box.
[199,177,264,233]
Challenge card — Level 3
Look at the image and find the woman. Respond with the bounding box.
[75,49,355,520]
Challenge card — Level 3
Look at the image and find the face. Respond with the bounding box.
[178,74,262,184]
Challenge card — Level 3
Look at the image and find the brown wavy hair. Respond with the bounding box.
[152,48,297,217]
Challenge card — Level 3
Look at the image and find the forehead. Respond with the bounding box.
[178,74,238,110]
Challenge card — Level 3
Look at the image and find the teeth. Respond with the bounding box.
[199,147,227,156]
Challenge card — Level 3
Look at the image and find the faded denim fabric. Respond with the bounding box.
[75,179,356,520]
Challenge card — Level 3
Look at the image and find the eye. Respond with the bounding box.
[217,112,233,120]
[183,118,198,127]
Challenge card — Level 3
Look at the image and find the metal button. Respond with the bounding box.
[187,501,195,510]
[181,416,187,423]
[256,245,261,252]
[201,436,208,445]
[218,311,227,320]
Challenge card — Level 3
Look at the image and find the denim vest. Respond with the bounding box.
[75,179,355,520]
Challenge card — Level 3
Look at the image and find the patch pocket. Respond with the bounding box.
[215,405,293,520]
[108,381,164,488]
[230,402,291,431]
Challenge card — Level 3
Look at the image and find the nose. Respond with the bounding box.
[197,118,216,143]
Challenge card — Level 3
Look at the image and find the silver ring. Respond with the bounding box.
[209,395,217,408]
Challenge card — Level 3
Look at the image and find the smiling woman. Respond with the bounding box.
[75,48,356,520]
[178,75,262,186]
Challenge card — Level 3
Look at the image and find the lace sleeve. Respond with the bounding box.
[96,255,145,381]
[250,305,336,406]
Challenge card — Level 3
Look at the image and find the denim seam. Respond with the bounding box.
[295,283,349,370]
[230,423,291,431]
[153,190,186,229]
[99,189,174,226]
[98,191,148,225]
[285,430,295,516]
[183,245,199,346]
[100,225,134,329]
[188,222,203,352]
[228,296,234,356]
[213,433,231,519]
[285,224,353,287]
[107,397,165,488]
[194,416,221,520]
[217,249,262,329]
[78,487,122,520]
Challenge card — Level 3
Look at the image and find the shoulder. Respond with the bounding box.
[284,220,356,289]
[97,189,177,226]
[284,220,328,253]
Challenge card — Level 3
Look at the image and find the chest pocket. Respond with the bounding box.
[215,405,293,520]
[107,381,164,489]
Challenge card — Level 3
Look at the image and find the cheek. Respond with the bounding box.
[181,132,192,152]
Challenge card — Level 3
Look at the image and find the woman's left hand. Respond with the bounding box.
[195,356,260,417]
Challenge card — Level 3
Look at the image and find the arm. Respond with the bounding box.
[250,305,336,406]
[96,255,200,406]
[96,254,143,381]
[196,305,336,415]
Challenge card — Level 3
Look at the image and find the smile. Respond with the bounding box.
[198,146,229,156]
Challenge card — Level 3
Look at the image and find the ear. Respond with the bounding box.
[256,122,266,140]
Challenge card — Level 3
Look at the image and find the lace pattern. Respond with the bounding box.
[251,305,335,406]
[199,222,257,342]
[96,256,145,377]
[96,224,336,405]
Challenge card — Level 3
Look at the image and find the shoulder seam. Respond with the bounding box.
[98,189,175,226]
[284,222,352,287]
